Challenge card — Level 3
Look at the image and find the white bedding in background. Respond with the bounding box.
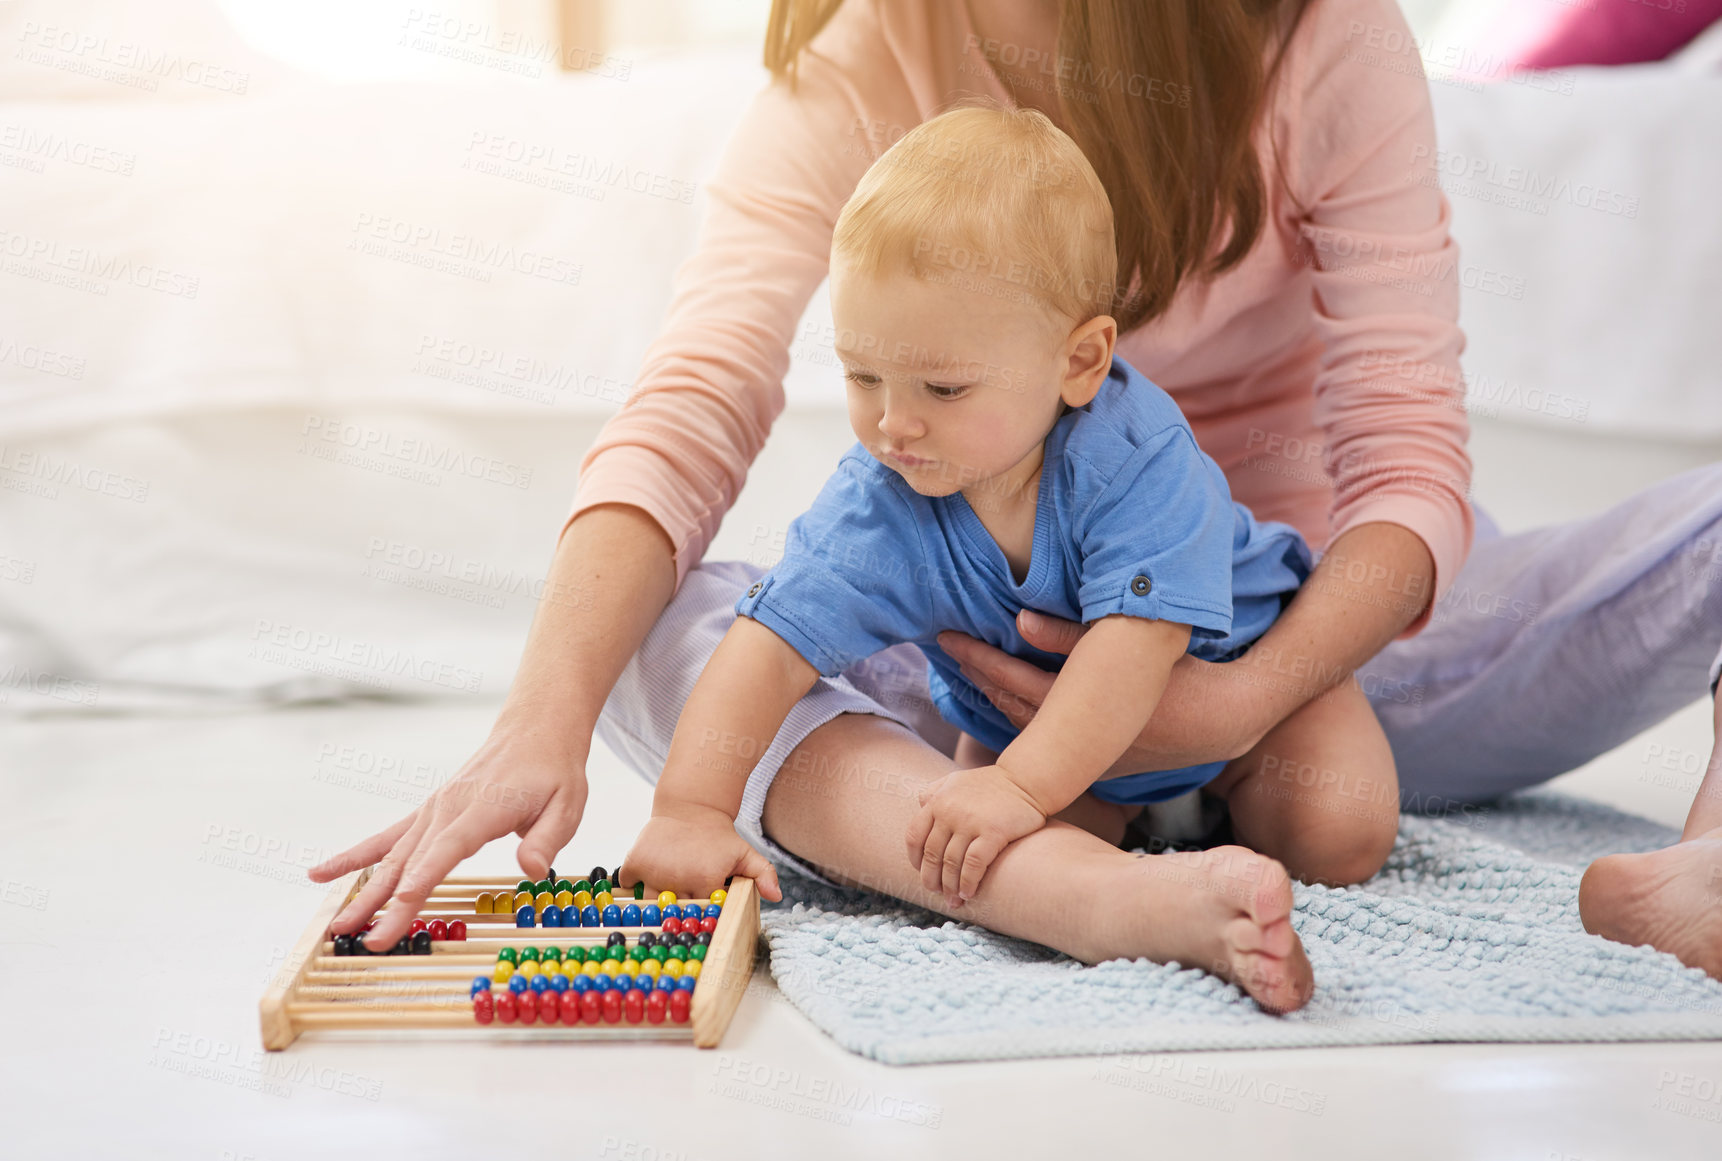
[0,2,1717,711]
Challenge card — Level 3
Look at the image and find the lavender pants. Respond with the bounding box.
[594,461,1722,883]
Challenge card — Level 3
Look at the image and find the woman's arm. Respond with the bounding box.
[938,519,1433,770]
[308,503,677,949]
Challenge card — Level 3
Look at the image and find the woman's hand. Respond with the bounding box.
[618,800,784,903]
[937,610,1267,774]
[907,764,1047,904]
[309,724,590,951]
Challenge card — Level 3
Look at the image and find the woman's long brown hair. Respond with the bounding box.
[764,0,1311,333]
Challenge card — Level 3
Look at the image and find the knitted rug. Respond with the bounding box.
[759,791,1722,1064]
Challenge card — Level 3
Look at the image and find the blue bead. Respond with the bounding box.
[601,904,621,926]
[570,974,593,994]
[470,977,491,997]
[548,974,570,993]
[515,905,536,927]
[681,903,703,920]
[559,905,580,927]
[641,904,662,926]
[529,974,550,993]
[540,906,562,928]
[592,974,613,993]
[610,974,632,992]
[580,905,601,927]
[662,904,682,920]
[704,904,722,919]
[620,904,641,927]
[507,975,528,994]
[676,976,697,992]
[655,975,677,993]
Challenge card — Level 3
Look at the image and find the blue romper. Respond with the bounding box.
[733,355,1314,804]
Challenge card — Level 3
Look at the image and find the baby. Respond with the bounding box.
[619,104,1399,1012]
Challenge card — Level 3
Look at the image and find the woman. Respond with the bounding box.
[311,0,1722,984]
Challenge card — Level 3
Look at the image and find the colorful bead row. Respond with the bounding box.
[512,900,724,930]
[331,917,468,956]
[472,986,691,1026]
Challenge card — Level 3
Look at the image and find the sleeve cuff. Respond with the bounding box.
[1077,578,1232,640]
[732,573,848,677]
[561,444,709,594]
[1329,488,1476,641]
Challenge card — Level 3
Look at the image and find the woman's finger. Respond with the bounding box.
[1016,607,1088,656]
[334,809,433,940]
[939,632,1056,722]
[367,816,493,947]
[308,810,418,883]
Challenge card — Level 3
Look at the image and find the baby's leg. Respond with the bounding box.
[1204,678,1400,887]
[763,711,1315,1012]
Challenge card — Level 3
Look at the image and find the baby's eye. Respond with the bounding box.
[843,371,880,388]
[925,383,967,400]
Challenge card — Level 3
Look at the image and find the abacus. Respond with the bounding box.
[260,863,760,1049]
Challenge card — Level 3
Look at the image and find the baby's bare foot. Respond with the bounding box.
[1579,826,1722,981]
[1112,844,1314,1014]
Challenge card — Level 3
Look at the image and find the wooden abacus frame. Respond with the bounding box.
[260,866,761,1049]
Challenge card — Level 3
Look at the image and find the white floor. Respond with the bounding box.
[0,689,1719,1161]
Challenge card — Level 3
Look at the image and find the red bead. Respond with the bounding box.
[447,920,467,941]
[473,995,495,1025]
[496,993,518,1023]
[668,990,691,1024]
[559,991,581,1023]
[517,992,539,1025]
[646,991,668,1024]
[623,990,645,1024]
[601,990,623,1024]
[579,991,602,1025]
[538,992,560,1024]
[661,917,682,935]
[409,919,426,935]
[427,919,449,941]
[699,916,718,934]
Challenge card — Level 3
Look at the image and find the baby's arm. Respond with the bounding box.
[617,615,819,901]
[908,614,1191,901]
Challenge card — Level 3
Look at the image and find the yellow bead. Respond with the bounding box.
[639,960,661,979]
[572,890,593,909]
[662,959,683,979]
[517,960,540,979]
[620,960,641,977]
[542,959,566,977]
[554,890,574,908]
[709,889,727,906]
[581,960,601,977]
[683,960,701,980]
[474,892,494,915]
[492,964,512,983]
[601,958,623,976]
[656,890,677,908]
[514,890,534,911]
[534,891,554,911]
[594,891,613,909]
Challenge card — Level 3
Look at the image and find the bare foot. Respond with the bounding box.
[1579,826,1722,981]
[1106,844,1314,1014]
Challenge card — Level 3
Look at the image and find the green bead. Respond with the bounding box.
[668,945,687,961]
[533,879,553,896]
[554,879,574,895]
[540,947,562,963]
[593,878,611,895]
[649,945,668,963]
[520,946,540,963]
[516,879,534,893]
[627,946,645,962]
[633,881,645,900]
[690,944,707,962]
[497,947,518,964]
[573,879,593,895]
[564,946,586,964]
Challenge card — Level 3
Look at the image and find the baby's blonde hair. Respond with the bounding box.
[832,103,1119,330]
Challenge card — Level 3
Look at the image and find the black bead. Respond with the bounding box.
[637,933,657,949]
[391,937,411,956]
[352,933,374,956]
[606,931,627,948]
[411,931,433,955]
[695,932,712,946]
[589,865,608,886]
[332,933,354,957]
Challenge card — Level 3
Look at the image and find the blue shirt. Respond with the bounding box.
[733,355,1313,797]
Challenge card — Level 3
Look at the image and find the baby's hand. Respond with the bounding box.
[906,765,1047,905]
[618,800,783,903]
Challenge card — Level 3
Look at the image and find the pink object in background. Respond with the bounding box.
[1467,0,1722,77]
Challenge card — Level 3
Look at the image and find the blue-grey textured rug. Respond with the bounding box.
[760,791,1722,1064]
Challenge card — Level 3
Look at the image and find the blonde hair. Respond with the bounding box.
[831,103,1119,329]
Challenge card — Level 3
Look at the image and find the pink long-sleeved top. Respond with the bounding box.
[565,0,1474,639]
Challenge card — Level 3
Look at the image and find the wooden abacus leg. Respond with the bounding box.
[260,867,367,1050]
[690,877,759,1048]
